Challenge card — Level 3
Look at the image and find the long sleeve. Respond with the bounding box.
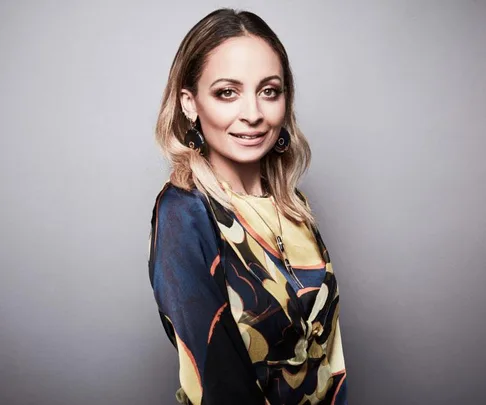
[148,185,266,405]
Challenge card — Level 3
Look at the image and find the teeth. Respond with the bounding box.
[236,135,259,139]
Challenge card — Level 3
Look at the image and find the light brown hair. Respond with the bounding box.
[155,8,315,225]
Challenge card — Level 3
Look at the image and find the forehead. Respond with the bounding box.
[199,35,283,86]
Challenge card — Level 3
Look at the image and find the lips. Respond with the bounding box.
[229,130,268,146]
[230,131,267,139]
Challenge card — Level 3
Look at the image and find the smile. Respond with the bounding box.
[230,131,267,139]
[229,131,268,146]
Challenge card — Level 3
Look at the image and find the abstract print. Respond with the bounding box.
[148,182,348,405]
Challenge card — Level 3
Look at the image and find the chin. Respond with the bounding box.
[224,148,271,164]
[208,139,277,166]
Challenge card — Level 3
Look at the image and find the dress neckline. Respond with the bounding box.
[220,179,273,201]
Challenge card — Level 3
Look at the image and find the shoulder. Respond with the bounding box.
[153,181,208,214]
[151,181,214,231]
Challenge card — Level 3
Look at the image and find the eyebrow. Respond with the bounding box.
[209,75,283,88]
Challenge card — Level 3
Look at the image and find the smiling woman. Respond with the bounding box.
[148,8,348,405]
[198,42,284,152]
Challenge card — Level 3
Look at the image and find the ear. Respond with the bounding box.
[180,88,198,122]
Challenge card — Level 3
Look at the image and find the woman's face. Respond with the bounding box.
[181,35,286,167]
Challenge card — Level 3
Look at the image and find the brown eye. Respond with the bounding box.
[216,88,237,99]
[261,87,282,99]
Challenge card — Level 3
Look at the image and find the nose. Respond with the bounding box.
[240,94,264,125]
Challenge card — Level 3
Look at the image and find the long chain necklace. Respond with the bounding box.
[231,190,270,198]
[238,196,305,289]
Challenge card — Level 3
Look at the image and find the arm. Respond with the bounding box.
[148,185,266,405]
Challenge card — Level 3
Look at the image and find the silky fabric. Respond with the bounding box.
[148,181,348,405]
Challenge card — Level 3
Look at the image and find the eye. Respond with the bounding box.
[260,87,282,99]
[215,88,237,99]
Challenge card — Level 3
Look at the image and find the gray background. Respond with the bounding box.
[1,0,485,404]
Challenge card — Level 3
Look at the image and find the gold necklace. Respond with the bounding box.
[238,196,304,289]
[231,189,270,198]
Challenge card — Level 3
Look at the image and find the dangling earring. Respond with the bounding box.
[273,127,291,154]
[184,116,207,156]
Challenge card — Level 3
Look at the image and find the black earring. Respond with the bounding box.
[184,116,207,156]
[273,127,291,154]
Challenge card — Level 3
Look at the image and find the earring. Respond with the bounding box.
[273,127,291,153]
[184,116,207,156]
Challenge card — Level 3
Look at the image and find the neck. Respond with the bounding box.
[209,153,265,196]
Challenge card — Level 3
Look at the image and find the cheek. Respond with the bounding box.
[261,99,286,125]
[196,98,239,130]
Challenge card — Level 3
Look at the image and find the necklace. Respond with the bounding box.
[231,189,270,198]
[238,196,304,289]
[219,178,271,198]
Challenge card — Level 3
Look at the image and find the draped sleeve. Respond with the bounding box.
[148,183,267,405]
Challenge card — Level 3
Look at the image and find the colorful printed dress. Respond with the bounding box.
[148,180,348,405]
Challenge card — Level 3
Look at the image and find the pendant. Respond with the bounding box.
[276,236,304,289]
[283,258,292,272]
[284,258,305,289]
[276,235,285,253]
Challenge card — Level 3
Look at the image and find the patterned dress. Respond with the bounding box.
[148,180,348,405]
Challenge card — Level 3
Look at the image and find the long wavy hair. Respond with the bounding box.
[155,8,315,226]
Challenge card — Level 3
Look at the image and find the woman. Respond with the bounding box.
[148,8,348,405]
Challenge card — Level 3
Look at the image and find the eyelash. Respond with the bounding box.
[215,87,283,100]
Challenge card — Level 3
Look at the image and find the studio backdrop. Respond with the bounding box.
[1,1,485,404]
